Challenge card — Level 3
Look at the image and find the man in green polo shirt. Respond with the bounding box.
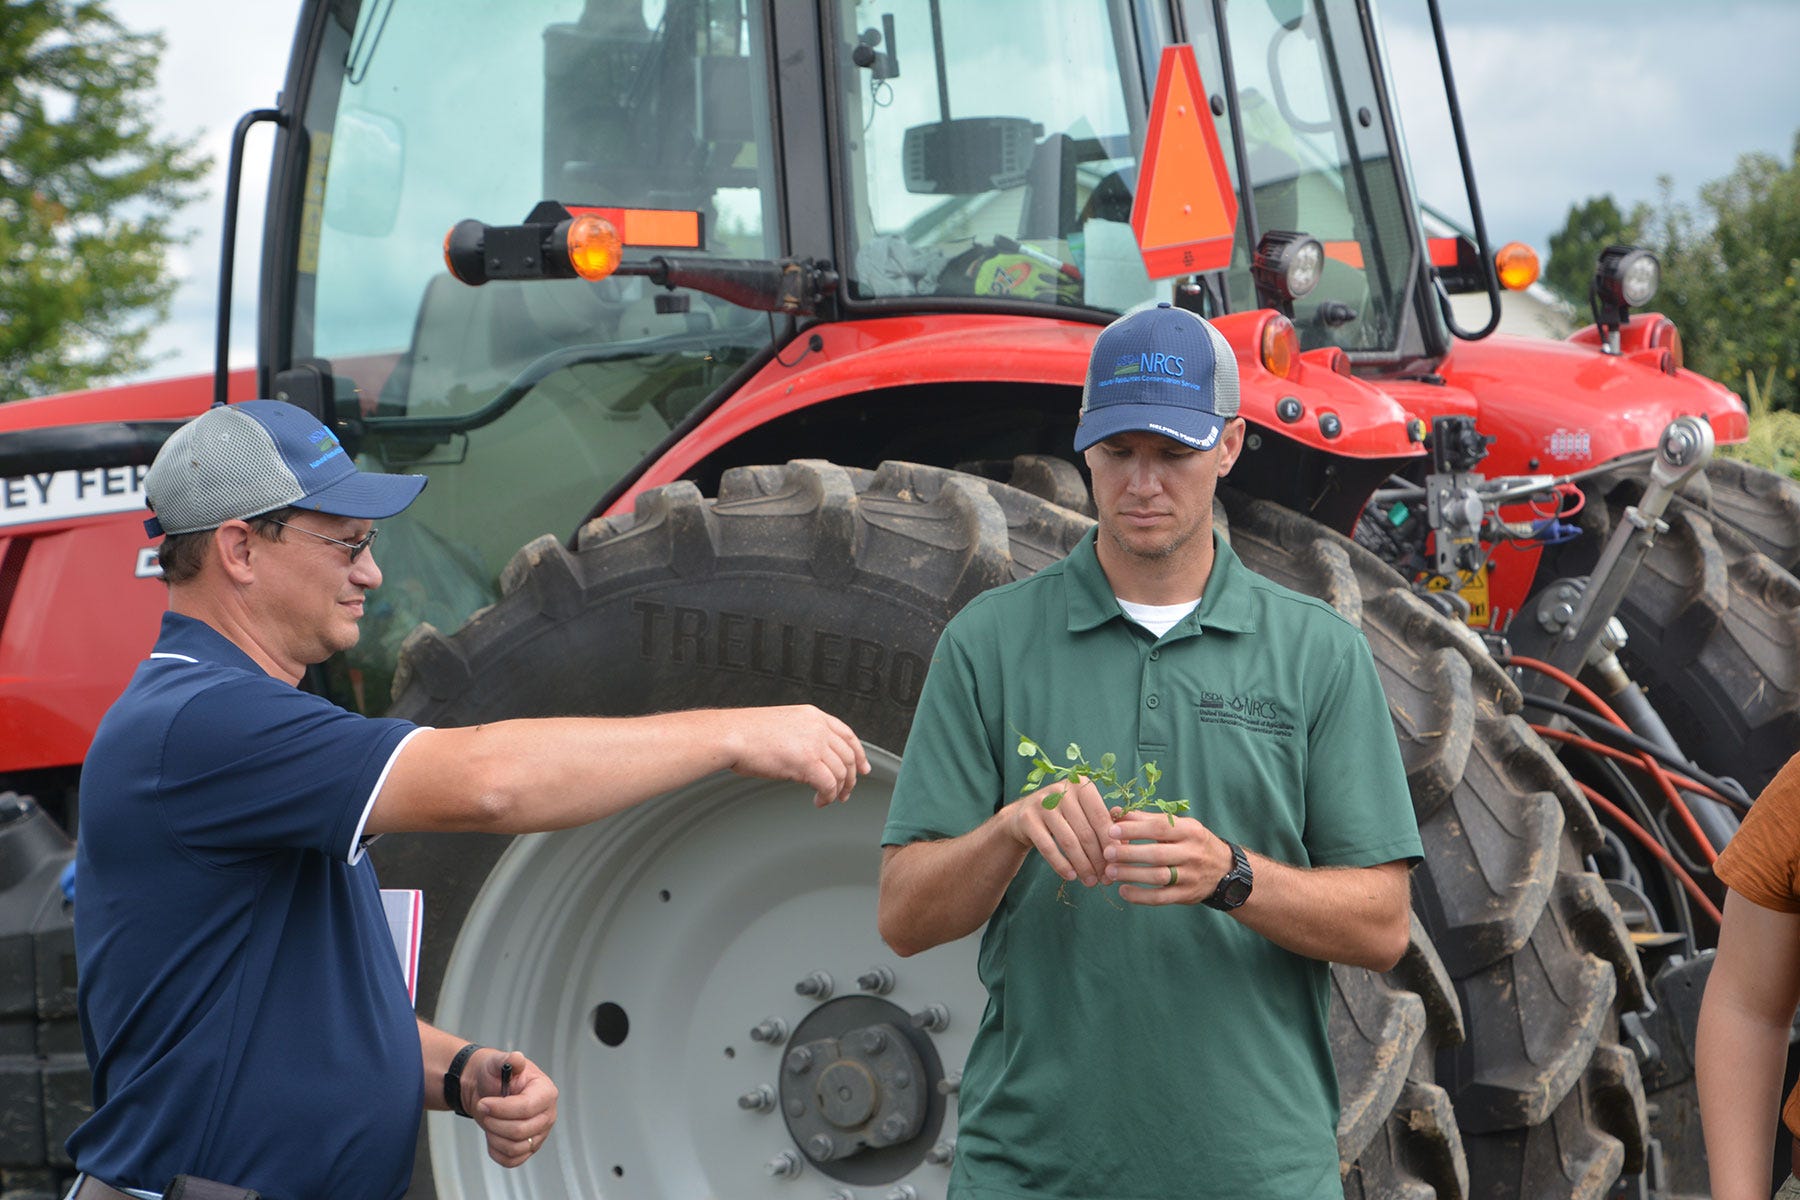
[878,301,1422,1199]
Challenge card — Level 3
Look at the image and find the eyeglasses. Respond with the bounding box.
[266,519,380,563]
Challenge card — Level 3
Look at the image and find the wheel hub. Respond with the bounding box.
[777,999,937,1173]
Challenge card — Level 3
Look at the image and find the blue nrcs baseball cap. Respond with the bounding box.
[1074,301,1241,453]
[144,399,426,537]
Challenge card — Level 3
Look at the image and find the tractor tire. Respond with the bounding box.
[1542,457,1800,1198]
[378,460,1645,1200]
[1218,489,1649,1200]
[1562,457,1800,796]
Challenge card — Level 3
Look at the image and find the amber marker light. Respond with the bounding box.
[1649,318,1684,371]
[566,213,624,281]
[1495,242,1540,291]
[442,218,488,285]
[1261,314,1300,379]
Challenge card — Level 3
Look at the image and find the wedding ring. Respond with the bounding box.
[1167,865,1178,887]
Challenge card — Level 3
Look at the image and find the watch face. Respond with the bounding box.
[1219,876,1252,907]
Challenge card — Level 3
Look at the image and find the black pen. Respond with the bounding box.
[500,1059,513,1099]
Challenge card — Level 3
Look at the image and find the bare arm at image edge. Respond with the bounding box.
[1697,889,1800,1200]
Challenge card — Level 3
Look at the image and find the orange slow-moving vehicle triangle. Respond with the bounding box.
[1129,45,1240,278]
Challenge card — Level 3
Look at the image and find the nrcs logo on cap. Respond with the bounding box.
[1074,302,1241,453]
[1112,350,1185,382]
[307,427,346,470]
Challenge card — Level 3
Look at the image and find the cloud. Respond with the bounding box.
[109,0,295,379]
[1383,1,1800,250]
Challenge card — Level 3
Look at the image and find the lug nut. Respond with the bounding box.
[936,1070,961,1096]
[765,1150,803,1179]
[884,1186,918,1200]
[786,1046,814,1074]
[859,1028,888,1055]
[828,1192,855,1200]
[910,1004,949,1032]
[794,971,834,999]
[807,1133,836,1159]
[750,1017,788,1044]
[785,1097,806,1119]
[738,1085,775,1113]
[878,1114,909,1141]
[925,1139,956,1165]
[856,966,895,994]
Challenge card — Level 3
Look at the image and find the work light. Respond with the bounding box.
[1252,231,1325,313]
[1590,244,1662,353]
[1594,245,1660,309]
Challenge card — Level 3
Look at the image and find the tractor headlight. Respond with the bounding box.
[1594,245,1660,309]
[1252,231,1325,309]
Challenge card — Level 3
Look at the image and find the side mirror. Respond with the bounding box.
[901,117,1042,195]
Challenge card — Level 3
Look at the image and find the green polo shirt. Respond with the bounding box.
[884,527,1421,1200]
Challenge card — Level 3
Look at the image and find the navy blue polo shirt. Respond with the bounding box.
[69,612,425,1200]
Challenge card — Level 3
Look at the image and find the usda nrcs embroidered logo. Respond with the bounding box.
[307,426,346,470]
[1112,350,1185,383]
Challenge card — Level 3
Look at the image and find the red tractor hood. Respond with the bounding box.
[1435,331,1747,477]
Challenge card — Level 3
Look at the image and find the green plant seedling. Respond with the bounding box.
[1013,728,1190,822]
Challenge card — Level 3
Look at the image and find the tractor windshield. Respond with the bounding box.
[291,0,778,421]
[835,0,1426,354]
[286,0,785,711]
[292,0,1427,420]
[1197,0,1425,353]
[832,0,1150,312]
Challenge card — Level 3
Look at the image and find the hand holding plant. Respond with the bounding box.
[1014,729,1191,823]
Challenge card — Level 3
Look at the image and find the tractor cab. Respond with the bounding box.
[274,0,1450,708]
[290,0,1442,383]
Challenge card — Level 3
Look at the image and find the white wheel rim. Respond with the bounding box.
[429,747,981,1199]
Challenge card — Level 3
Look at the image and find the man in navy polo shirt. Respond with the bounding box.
[68,400,868,1200]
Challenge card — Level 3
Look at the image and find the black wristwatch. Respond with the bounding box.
[1203,840,1254,911]
[444,1042,484,1118]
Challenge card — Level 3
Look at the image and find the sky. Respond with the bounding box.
[108,0,1800,384]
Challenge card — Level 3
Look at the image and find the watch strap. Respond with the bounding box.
[444,1042,484,1118]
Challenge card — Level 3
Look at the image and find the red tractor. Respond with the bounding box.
[1,2,1790,1198]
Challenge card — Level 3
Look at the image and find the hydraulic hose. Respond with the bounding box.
[1504,655,1719,864]
[1576,783,1722,926]
[1521,700,1750,810]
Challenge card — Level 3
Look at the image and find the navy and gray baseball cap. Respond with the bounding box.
[144,400,426,537]
[1074,301,1241,452]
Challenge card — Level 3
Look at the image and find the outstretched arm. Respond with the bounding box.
[369,705,870,836]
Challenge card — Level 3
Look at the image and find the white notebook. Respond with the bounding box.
[380,889,423,1005]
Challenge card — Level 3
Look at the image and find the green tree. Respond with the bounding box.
[1543,194,1643,307]
[0,0,209,399]
[1650,134,1800,412]
[1544,135,1800,412]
